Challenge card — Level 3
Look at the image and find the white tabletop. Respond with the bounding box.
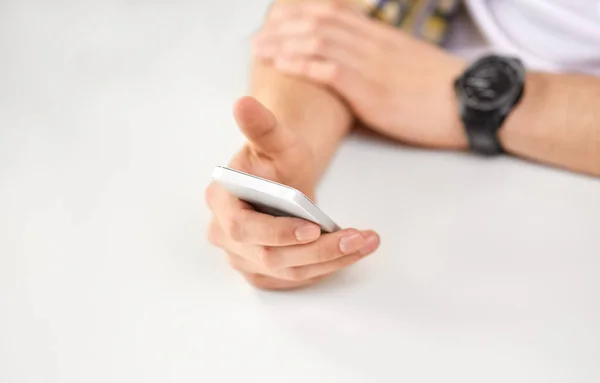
[1,1,599,382]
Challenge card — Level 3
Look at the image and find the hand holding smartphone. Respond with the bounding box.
[206,96,379,290]
[211,166,340,233]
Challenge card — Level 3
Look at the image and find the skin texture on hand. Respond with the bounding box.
[254,2,600,177]
[205,97,380,290]
[252,2,469,149]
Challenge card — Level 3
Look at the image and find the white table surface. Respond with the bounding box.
[1,1,599,382]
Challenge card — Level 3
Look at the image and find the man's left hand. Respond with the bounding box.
[253,2,468,149]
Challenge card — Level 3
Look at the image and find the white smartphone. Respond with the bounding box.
[211,166,340,233]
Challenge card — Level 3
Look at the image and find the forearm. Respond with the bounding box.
[500,72,600,177]
[250,61,352,181]
[249,1,353,184]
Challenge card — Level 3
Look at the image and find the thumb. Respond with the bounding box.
[233,96,297,155]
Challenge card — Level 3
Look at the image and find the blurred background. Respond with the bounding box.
[1,1,599,382]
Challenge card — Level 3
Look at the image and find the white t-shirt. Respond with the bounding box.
[464,0,600,75]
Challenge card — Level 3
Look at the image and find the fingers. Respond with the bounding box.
[226,252,323,290]
[280,243,374,281]
[254,20,370,66]
[233,96,297,156]
[266,228,378,268]
[244,272,323,290]
[211,217,381,281]
[206,171,382,289]
[259,229,379,281]
[206,183,322,246]
[254,5,375,70]
[272,57,344,87]
[268,2,378,36]
[253,3,379,93]
[256,34,363,74]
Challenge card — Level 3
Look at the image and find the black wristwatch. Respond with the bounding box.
[454,55,526,155]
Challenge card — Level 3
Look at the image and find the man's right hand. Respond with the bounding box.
[205,96,380,290]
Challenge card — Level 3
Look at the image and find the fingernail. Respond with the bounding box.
[295,224,321,242]
[339,233,365,254]
[360,234,380,256]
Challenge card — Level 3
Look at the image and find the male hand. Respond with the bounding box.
[205,96,380,290]
[253,2,468,149]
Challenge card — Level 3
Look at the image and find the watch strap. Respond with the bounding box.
[463,112,505,155]
[462,78,524,156]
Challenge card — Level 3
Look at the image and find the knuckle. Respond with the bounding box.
[310,37,326,55]
[274,228,289,245]
[225,216,244,242]
[270,221,291,245]
[282,266,307,282]
[243,272,262,285]
[257,246,281,269]
[264,222,281,244]
[245,274,277,290]
[314,241,329,263]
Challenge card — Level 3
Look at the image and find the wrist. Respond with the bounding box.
[439,58,470,150]
[498,72,546,153]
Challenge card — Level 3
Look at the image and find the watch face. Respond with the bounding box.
[458,56,524,111]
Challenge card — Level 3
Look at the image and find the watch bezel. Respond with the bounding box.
[454,55,525,112]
